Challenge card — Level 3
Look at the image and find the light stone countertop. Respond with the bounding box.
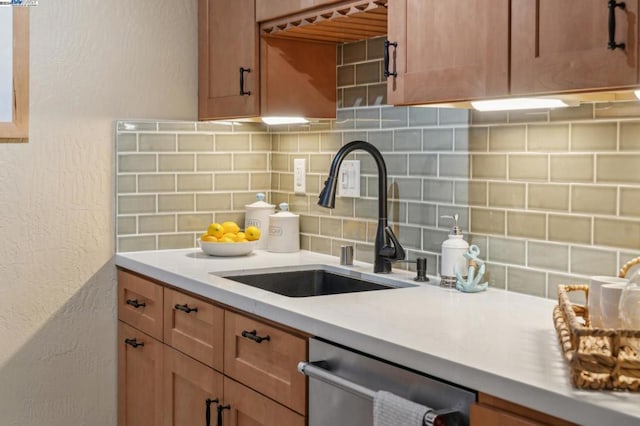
[115,248,640,426]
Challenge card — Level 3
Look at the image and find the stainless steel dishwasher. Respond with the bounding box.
[299,338,476,426]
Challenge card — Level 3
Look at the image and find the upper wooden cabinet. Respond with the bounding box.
[387,0,510,105]
[256,0,344,22]
[511,0,638,95]
[199,0,259,120]
[198,0,336,121]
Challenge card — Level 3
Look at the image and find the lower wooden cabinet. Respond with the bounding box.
[470,393,576,426]
[118,268,308,426]
[118,321,163,426]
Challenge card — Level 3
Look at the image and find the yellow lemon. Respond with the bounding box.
[200,232,209,240]
[236,232,246,240]
[201,235,218,243]
[223,232,237,240]
[245,226,261,241]
[222,221,240,234]
[220,236,234,243]
[236,238,249,243]
[207,223,225,238]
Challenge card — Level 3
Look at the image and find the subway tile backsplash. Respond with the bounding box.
[116,37,640,299]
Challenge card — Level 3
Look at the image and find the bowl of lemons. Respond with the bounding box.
[198,221,261,257]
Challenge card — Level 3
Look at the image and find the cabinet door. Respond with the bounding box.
[118,269,163,340]
[511,0,638,95]
[222,377,305,426]
[163,345,224,426]
[387,0,509,105]
[198,0,259,120]
[224,311,307,415]
[118,321,163,426]
[164,288,224,371]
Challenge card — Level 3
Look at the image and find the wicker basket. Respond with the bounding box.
[553,284,640,391]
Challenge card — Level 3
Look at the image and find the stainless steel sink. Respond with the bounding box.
[219,267,416,297]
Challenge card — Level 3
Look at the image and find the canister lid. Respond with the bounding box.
[245,193,275,210]
[270,202,298,217]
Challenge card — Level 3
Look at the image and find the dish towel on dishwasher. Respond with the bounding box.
[373,390,430,426]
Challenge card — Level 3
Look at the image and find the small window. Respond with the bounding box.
[0,6,29,143]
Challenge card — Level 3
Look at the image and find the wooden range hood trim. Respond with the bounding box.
[260,0,388,43]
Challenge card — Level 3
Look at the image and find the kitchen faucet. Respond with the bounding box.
[318,140,405,273]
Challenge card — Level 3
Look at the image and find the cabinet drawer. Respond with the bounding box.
[118,269,163,340]
[164,288,224,371]
[224,311,307,414]
[118,321,163,426]
[223,377,305,426]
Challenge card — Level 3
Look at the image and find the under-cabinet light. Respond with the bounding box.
[470,98,572,112]
[261,116,309,125]
[634,90,640,100]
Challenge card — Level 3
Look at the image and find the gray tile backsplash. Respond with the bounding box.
[116,37,640,300]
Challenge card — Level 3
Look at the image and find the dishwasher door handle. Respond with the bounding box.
[298,361,464,426]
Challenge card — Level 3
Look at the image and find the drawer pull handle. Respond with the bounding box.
[205,398,219,426]
[174,303,198,314]
[241,329,270,343]
[217,404,230,426]
[239,67,251,96]
[384,40,398,78]
[608,0,626,50]
[126,299,146,309]
[124,338,144,348]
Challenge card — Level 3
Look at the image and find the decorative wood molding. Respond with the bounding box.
[0,7,29,142]
[260,0,387,43]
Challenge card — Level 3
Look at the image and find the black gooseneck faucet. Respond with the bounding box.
[318,140,405,273]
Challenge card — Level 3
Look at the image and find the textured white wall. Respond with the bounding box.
[0,1,197,424]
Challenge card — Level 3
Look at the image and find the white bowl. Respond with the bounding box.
[199,240,257,257]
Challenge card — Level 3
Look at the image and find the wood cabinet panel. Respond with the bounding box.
[118,321,163,426]
[511,0,638,95]
[118,269,163,340]
[471,393,577,426]
[261,37,336,118]
[164,288,224,371]
[222,377,305,426]
[163,345,224,426]
[387,0,509,105]
[198,0,259,120]
[224,311,307,415]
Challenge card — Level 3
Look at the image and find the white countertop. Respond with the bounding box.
[115,248,640,426]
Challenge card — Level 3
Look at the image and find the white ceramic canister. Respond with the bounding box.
[244,193,275,249]
[267,203,300,253]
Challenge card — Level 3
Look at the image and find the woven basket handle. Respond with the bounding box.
[619,256,640,278]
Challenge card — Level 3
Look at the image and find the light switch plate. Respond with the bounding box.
[294,158,306,194]
[337,160,360,197]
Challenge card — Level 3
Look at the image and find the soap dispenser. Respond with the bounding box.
[440,214,469,288]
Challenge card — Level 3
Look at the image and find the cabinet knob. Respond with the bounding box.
[126,299,146,309]
[174,303,198,314]
[124,338,144,349]
[241,329,270,344]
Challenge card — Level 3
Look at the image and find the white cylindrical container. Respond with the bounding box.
[245,193,275,249]
[440,214,469,288]
[267,203,300,253]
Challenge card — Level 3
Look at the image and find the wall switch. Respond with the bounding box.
[337,160,360,197]
[293,158,306,194]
